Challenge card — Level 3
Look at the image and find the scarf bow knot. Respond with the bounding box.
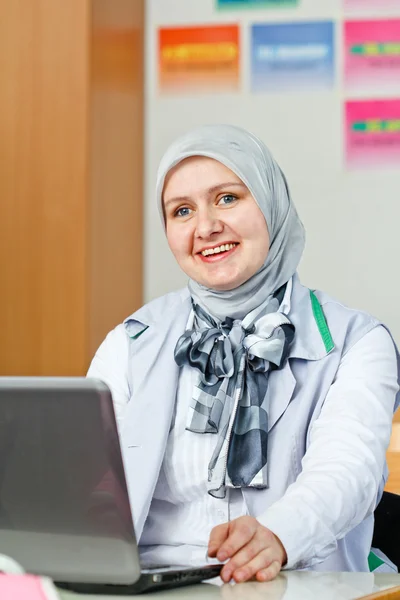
[174,292,294,498]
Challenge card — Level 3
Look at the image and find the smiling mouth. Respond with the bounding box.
[199,243,238,257]
[197,243,239,262]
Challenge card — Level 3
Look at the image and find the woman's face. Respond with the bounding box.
[163,156,270,291]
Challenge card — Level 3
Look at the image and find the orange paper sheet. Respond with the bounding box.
[159,25,240,92]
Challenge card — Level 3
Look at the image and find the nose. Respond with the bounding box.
[195,206,223,239]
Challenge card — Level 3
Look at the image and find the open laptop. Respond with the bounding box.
[0,377,222,593]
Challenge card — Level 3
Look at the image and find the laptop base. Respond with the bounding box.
[56,564,222,595]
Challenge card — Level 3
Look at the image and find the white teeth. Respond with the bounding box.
[201,243,237,257]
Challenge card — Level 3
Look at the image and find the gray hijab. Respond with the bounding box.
[156,125,306,497]
[156,124,305,320]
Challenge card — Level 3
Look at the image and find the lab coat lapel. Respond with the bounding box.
[120,297,191,540]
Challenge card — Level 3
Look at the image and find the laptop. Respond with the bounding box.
[0,377,222,594]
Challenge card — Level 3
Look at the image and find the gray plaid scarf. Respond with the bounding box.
[174,285,294,498]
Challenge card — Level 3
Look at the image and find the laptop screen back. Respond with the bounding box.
[0,377,140,584]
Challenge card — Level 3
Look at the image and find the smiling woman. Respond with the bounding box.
[88,124,400,584]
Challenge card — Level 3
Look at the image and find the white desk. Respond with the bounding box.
[58,571,400,600]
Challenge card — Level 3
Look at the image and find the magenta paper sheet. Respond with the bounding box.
[345,99,400,169]
[344,19,400,92]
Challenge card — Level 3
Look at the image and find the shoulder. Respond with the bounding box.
[89,288,191,378]
[314,287,378,326]
[311,288,387,357]
[314,287,378,324]
[123,287,191,337]
[290,275,384,359]
[90,288,190,357]
[88,324,129,372]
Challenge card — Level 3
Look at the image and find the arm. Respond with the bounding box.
[258,324,398,569]
[209,325,398,582]
[87,325,131,429]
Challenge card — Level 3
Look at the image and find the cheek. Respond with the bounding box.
[235,213,268,244]
[240,215,270,260]
[256,226,270,261]
[257,223,270,251]
[166,225,191,260]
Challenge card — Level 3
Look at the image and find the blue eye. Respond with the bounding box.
[175,207,191,217]
[218,194,237,206]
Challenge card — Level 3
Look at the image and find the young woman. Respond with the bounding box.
[88,124,400,583]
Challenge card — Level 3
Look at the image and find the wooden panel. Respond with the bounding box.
[0,1,89,375]
[0,0,144,375]
[88,0,144,358]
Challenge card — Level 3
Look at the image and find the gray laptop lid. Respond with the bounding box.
[0,377,141,584]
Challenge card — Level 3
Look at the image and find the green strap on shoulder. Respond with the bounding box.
[309,290,335,354]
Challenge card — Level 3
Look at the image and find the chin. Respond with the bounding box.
[192,268,249,291]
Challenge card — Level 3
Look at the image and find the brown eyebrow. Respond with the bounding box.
[163,182,247,209]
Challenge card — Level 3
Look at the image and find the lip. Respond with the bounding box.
[196,242,238,254]
[197,243,239,263]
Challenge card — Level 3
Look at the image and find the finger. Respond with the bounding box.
[256,560,282,583]
[208,523,230,557]
[230,549,278,583]
[219,536,267,582]
[217,518,257,563]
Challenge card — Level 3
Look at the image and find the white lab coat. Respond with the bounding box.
[88,274,400,571]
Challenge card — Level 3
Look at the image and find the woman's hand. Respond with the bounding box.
[208,516,287,583]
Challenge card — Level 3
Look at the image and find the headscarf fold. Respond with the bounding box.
[157,125,305,497]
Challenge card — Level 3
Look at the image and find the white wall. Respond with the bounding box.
[144,0,400,339]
